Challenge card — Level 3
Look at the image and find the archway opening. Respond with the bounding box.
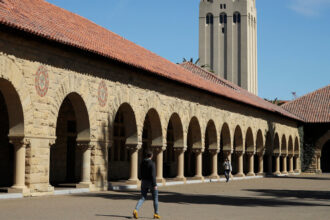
[139,109,162,179]
[280,135,287,173]
[272,133,280,173]
[218,123,231,176]
[244,128,254,175]
[0,79,25,192]
[164,113,183,179]
[203,121,217,177]
[321,140,330,173]
[164,121,176,178]
[184,117,201,178]
[255,130,263,174]
[0,91,14,190]
[232,126,243,175]
[263,132,272,173]
[50,93,90,188]
[108,103,137,181]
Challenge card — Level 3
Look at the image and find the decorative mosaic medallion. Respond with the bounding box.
[98,80,108,107]
[35,66,49,97]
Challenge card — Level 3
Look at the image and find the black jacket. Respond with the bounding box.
[140,158,156,187]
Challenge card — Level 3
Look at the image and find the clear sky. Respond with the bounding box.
[46,0,330,100]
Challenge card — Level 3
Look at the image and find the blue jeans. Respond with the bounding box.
[225,170,230,182]
[135,180,159,214]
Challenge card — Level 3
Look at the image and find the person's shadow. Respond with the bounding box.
[96,214,153,219]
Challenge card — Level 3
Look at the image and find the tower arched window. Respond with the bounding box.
[206,13,214,25]
[233,12,241,23]
[220,13,227,24]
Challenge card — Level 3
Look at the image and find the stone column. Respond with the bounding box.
[281,155,288,175]
[257,152,264,175]
[210,149,219,179]
[193,149,203,180]
[288,155,294,174]
[154,146,165,184]
[236,151,245,177]
[246,152,255,176]
[174,147,186,181]
[126,144,141,184]
[8,138,30,194]
[273,154,281,175]
[77,142,93,188]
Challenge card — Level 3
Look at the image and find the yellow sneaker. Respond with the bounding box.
[154,213,161,219]
[133,209,138,219]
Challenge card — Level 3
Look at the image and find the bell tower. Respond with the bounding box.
[199,0,258,95]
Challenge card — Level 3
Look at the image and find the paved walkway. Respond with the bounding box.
[0,174,329,220]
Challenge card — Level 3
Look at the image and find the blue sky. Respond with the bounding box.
[46,0,330,100]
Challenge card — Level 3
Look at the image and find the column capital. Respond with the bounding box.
[223,150,232,156]
[173,146,186,152]
[288,154,294,159]
[77,142,94,151]
[245,151,255,156]
[235,150,243,156]
[281,154,288,158]
[9,137,30,148]
[273,152,280,157]
[209,149,219,154]
[192,148,203,154]
[257,151,265,157]
[126,143,142,151]
[153,146,165,153]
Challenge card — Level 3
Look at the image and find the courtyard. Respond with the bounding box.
[0,174,329,220]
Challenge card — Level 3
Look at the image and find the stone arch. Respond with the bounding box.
[256,130,264,154]
[0,79,25,137]
[281,135,287,156]
[187,117,202,149]
[116,103,138,145]
[167,113,184,148]
[233,125,243,152]
[0,59,33,136]
[50,76,96,139]
[50,92,91,186]
[273,133,280,155]
[203,120,218,176]
[316,130,330,172]
[184,116,202,177]
[245,127,254,153]
[108,103,138,181]
[0,78,26,188]
[205,120,218,150]
[218,122,231,175]
[163,113,184,178]
[220,123,231,151]
[143,108,163,148]
[254,129,264,174]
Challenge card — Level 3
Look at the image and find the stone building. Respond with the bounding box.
[0,0,300,197]
[199,0,258,95]
[282,86,330,173]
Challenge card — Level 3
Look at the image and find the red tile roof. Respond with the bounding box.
[282,85,330,123]
[0,0,300,121]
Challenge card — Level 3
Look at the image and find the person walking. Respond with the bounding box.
[223,158,232,182]
[133,150,161,219]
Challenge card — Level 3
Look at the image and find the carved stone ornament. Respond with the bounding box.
[35,65,49,97]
